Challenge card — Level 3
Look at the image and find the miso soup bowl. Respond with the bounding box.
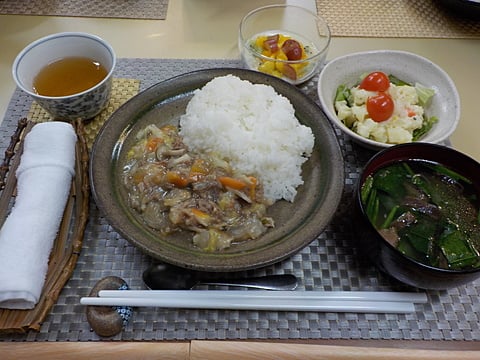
[12,32,116,121]
[354,143,480,289]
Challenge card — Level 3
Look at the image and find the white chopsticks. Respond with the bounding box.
[80,290,427,313]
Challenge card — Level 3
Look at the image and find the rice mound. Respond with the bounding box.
[179,75,315,202]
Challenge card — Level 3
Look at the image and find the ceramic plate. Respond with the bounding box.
[90,68,344,272]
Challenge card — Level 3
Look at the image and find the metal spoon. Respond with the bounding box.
[142,263,298,291]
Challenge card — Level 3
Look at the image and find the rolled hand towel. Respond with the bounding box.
[0,122,76,309]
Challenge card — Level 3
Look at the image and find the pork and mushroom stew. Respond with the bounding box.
[361,160,480,270]
[122,124,275,251]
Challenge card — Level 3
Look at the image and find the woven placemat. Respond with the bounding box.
[0,0,169,20]
[0,58,480,342]
[316,0,480,38]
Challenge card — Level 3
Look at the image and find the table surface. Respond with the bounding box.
[1,0,480,357]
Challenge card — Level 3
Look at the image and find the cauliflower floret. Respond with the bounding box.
[351,87,376,105]
[335,100,353,121]
[389,84,418,105]
[387,126,412,144]
[394,115,423,132]
[355,118,378,139]
[351,105,368,122]
[370,125,388,143]
[408,104,424,117]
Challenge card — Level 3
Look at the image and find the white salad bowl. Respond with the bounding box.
[317,50,460,150]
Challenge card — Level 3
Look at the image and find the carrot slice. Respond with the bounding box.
[146,137,163,152]
[190,158,209,178]
[188,208,211,227]
[218,176,247,190]
[166,171,189,188]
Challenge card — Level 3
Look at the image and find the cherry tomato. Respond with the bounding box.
[359,71,390,92]
[366,93,394,122]
[281,39,303,61]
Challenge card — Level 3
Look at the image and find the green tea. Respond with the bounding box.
[33,56,108,97]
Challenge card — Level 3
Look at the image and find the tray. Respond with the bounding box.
[0,58,479,342]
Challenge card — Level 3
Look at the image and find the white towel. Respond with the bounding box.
[0,122,76,309]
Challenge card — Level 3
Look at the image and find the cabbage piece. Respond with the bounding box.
[415,83,436,107]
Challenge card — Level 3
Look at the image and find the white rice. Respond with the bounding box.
[179,75,315,202]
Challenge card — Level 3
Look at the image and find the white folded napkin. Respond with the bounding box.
[0,122,76,309]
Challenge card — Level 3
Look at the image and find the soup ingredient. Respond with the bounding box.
[123,124,275,252]
[179,75,315,203]
[335,72,437,144]
[33,56,108,97]
[248,33,315,81]
[361,160,480,270]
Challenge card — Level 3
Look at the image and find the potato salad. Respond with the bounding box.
[335,71,437,144]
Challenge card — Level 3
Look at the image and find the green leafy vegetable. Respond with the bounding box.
[360,175,373,204]
[439,225,480,269]
[365,188,379,226]
[412,116,438,141]
[397,237,425,263]
[388,74,411,86]
[425,163,472,184]
[399,215,436,254]
[335,84,351,104]
[381,205,400,229]
[415,83,436,107]
[372,165,409,200]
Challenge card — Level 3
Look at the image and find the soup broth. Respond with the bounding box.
[33,56,108,97]
[361,160,480,270]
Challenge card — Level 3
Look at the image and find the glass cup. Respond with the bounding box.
[239,4,331,85]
